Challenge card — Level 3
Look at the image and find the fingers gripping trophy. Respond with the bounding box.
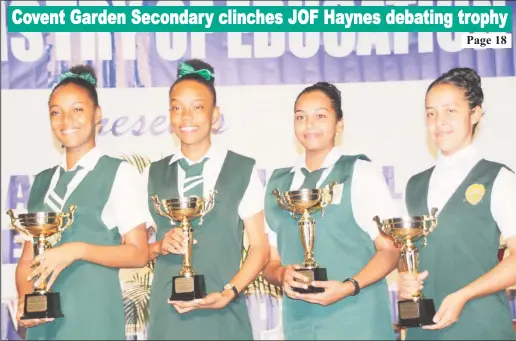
[6,205,77,319]
[374,208,438,328]
[272,182,336,293]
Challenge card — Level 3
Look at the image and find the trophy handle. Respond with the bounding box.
[53,205,77,244]
[373,216,403,248]
[317,182,337,218]
[199,190,217,225]
[421,208,439,247]
[5,209,31,239]
[151,195,168,218]
[272,189,288,210]
[319,182,336,211]
[272,189,287,209]
[59,205,76,233]
[271,189,281,198]
[272,189,297,218]
[373,215,384,233]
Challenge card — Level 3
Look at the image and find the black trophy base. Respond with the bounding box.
[292,268,328,294]
[21,292,64,320]
[398,298,436,328]
[170,275,207,301]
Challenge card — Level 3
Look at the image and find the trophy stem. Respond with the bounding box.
[33,236,52,293]
[298,210,317,269]
[400,240,424,300]
[179,217,196,277]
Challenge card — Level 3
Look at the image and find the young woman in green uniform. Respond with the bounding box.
[15,65,150,340]
[143,59,270,340]
[262,82,400,340]
[399,67,516,340]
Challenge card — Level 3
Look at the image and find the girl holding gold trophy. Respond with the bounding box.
[399,67,516,340]
[142,59,270,340]
[262,82,400,339]
[15,65,150,340]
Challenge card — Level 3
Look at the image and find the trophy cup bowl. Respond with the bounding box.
[281,189,325,214]
[162,196,208,222]
[373,208,438,328]
[152,192,216,301]
[271,183,335,294]
[6,205,77,320]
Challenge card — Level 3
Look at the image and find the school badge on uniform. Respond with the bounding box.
[465,184,486,205]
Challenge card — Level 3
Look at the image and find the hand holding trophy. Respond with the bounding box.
[151,191,216,301]
[272,182,336,293]
[373,208,438,328]
[6,205,77,320]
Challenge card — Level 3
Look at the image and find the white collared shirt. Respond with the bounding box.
[428,144,516,240]
[141,145,265,227]
[42,147,149,236]
[266,147,399,247]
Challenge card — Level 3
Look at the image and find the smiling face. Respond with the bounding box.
[294,90,343,153]
[169,79,219,148]
[49,83,100,152]
[425,83,482,156]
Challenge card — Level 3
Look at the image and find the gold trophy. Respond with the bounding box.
[373,208,438,328]
[6,205,77,320]
[151,192,216,301]
[271,183,336,293]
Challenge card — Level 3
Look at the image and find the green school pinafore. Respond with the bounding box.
[265,155,395,340]
[147,151,255,340]
[405,159,516,340]
[26,156,126,340]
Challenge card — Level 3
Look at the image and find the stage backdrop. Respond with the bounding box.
[2,1,516,340]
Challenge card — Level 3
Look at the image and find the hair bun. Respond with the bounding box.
[446,67,481,88]
[176,59,215,85]
[67,64,98,87]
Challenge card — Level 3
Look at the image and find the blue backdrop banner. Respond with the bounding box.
[1,1,515,90]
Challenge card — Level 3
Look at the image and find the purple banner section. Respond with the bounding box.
[1,1,515,90]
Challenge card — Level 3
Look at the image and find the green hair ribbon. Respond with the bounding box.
[178,62,214,81]
[59,71,96,86]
